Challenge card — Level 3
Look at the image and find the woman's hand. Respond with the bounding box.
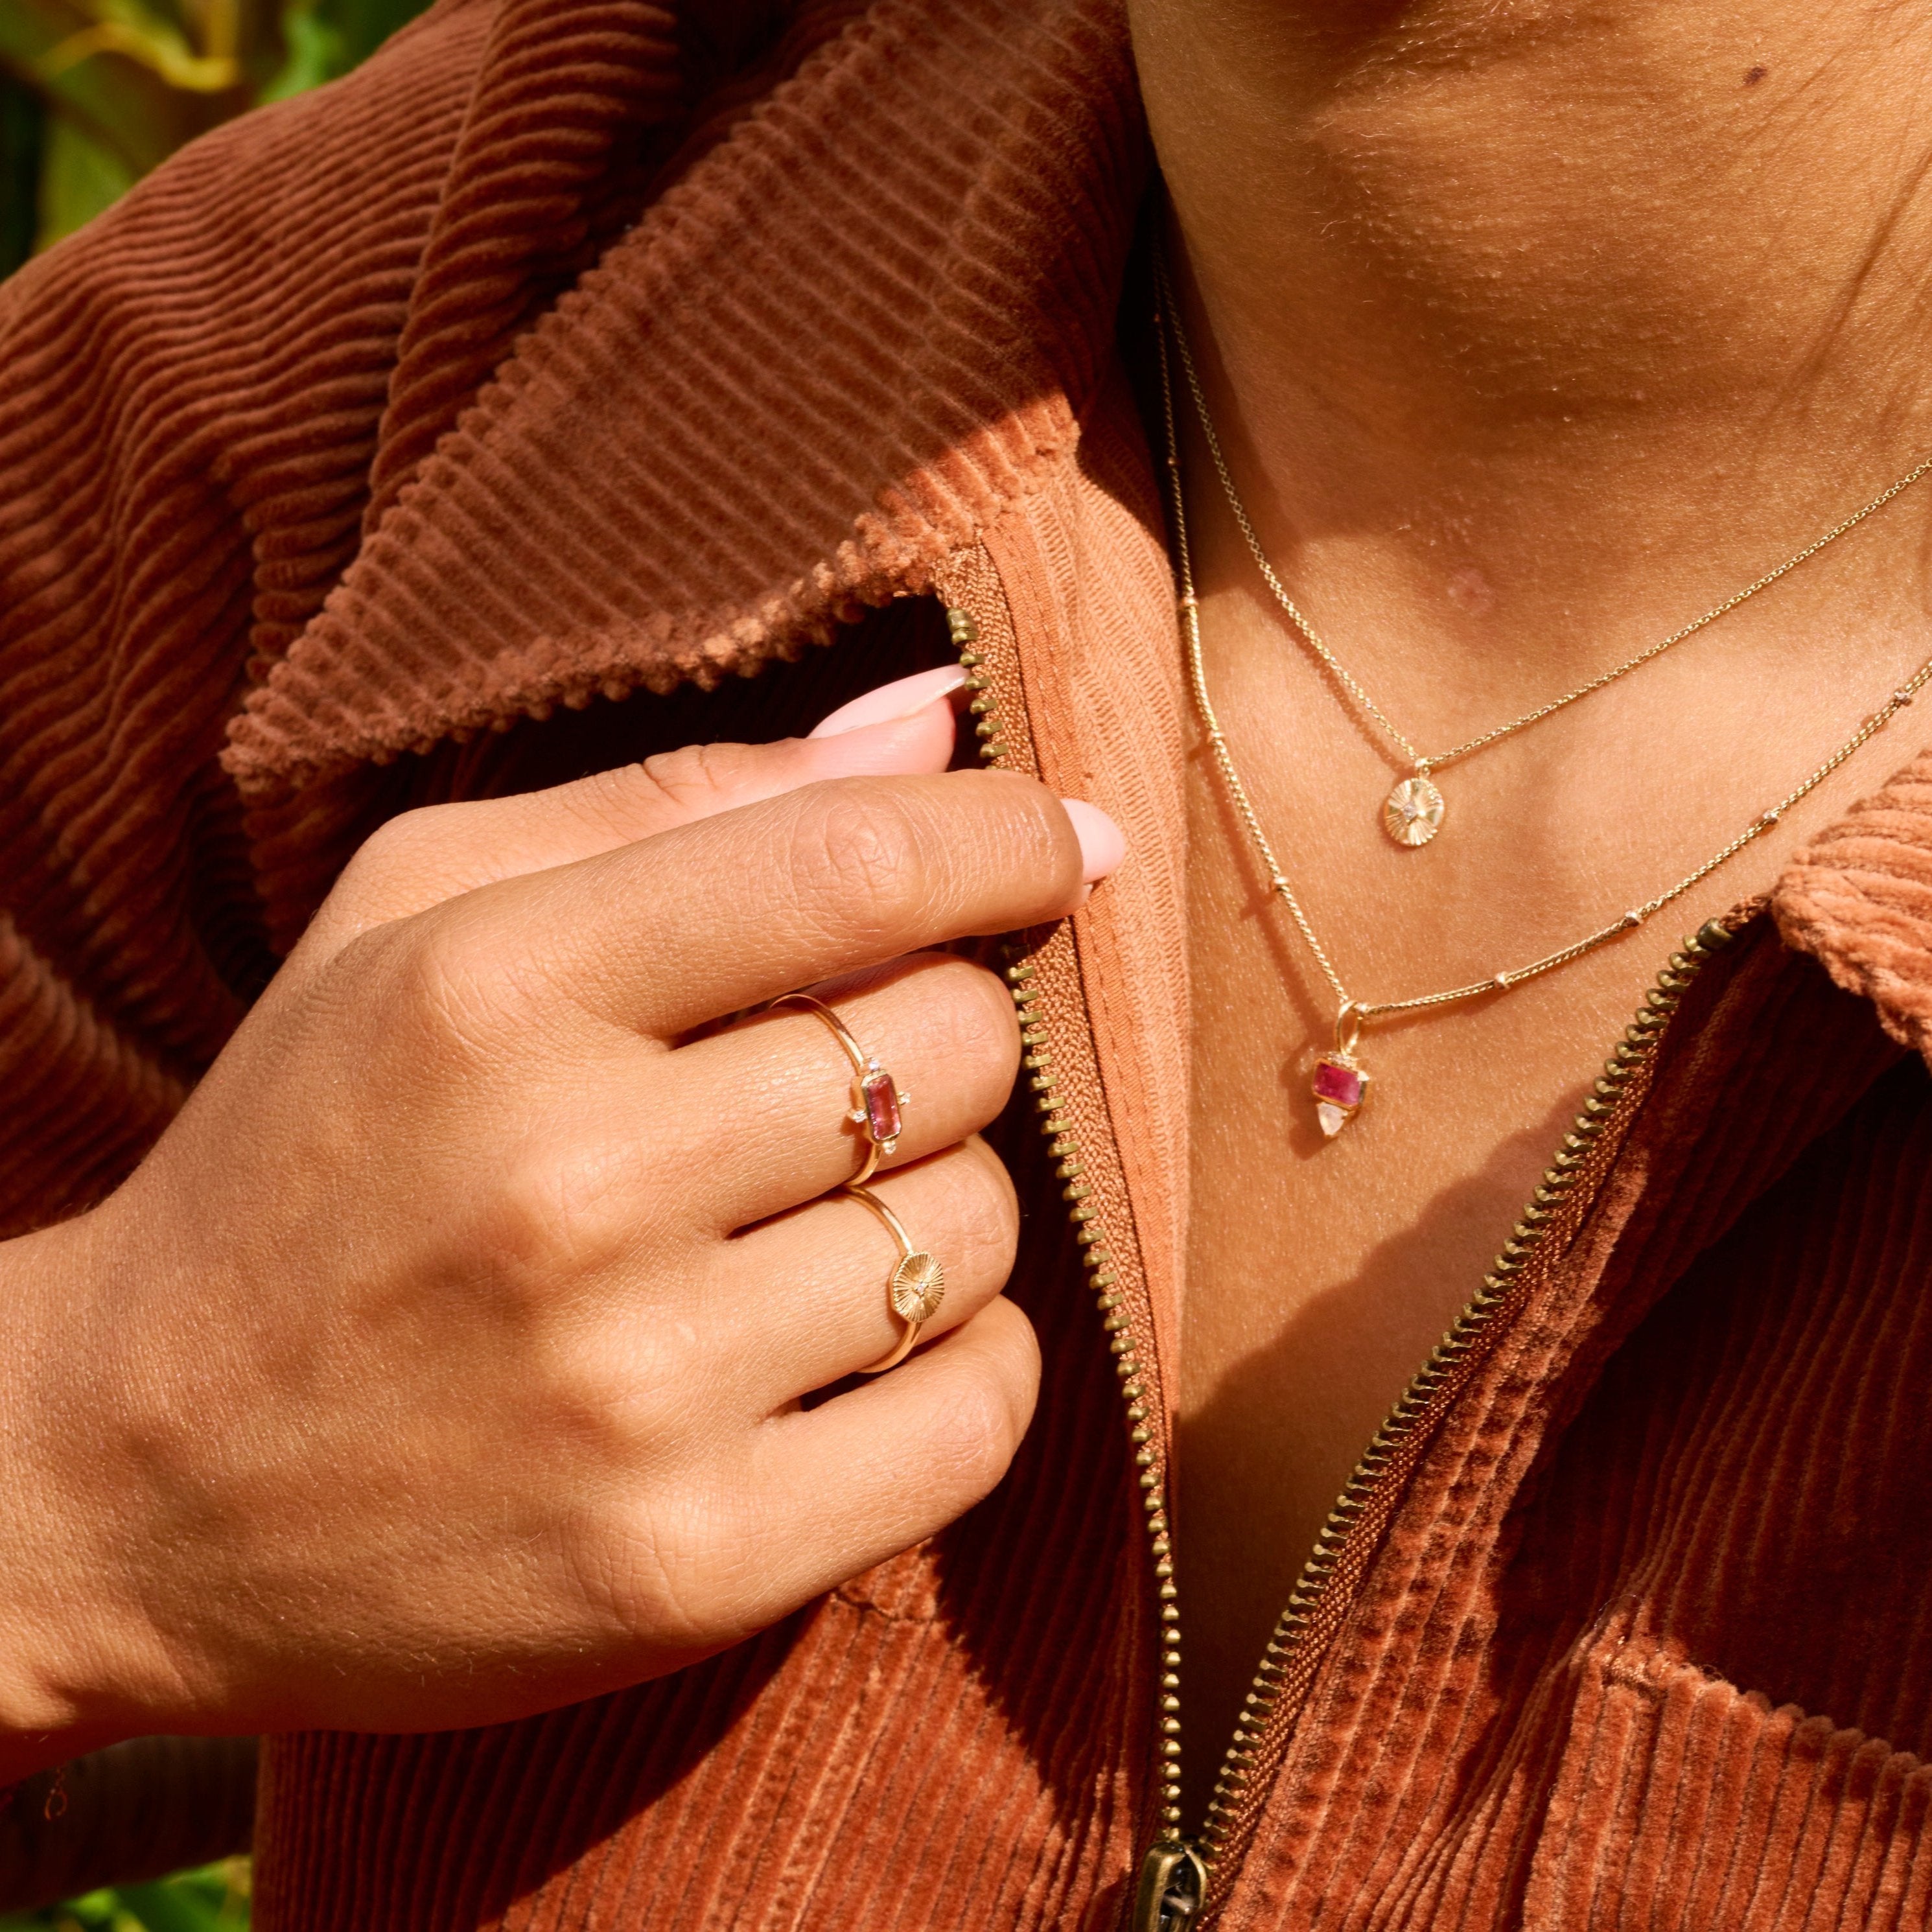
[0,669,1123,1773]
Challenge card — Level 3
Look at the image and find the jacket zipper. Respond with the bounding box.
[944,592,1745,1932]
[1184,913,1745,1915]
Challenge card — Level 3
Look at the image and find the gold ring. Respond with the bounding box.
[770,992,910,1185]
[843,1183,946,1375]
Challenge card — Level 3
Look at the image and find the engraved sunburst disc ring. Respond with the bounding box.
[890,1251,947,1323]
[843,1183,946,1373]
[1382,773,1446,846]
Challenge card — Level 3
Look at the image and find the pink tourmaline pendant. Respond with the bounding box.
[1312,1054,1368,1137]
[859,1065,903,1147]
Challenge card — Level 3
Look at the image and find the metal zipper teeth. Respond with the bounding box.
[1194,911,1747,1890]
[950,598,1746,1897]
[946,603,1191,1838]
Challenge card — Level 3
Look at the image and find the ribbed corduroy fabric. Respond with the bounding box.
[5,2,1932,1926]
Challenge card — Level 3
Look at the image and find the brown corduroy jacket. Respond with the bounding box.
[5,1,1932,1926]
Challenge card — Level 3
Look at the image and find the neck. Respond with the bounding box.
[1132,0,1932,662]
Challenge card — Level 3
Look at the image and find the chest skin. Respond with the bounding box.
[1172,570,1932,1825]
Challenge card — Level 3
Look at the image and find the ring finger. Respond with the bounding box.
[708,1137,1020,1406]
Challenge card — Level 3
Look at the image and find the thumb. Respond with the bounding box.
[301,668,966,958]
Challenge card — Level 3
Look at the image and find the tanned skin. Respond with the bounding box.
[4,1,1929,1817]
[1135,0,1932,1815]
[0,700,1120,1780]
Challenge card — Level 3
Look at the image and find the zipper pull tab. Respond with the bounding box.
[1132,1839,1207,1932]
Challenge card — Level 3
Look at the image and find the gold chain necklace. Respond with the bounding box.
[1159,259,1932,850]
[1154,281,1932,1136]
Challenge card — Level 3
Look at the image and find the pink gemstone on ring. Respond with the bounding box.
[1312,1058,1364,1110]
[861,1068,903,1143]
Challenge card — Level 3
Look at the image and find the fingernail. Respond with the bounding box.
[1060,798,1125,883]
[808,667,969,738]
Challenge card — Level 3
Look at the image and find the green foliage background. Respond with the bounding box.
[0,5,432,1911]
[0,0,430,274]
[0,1859,249,1932]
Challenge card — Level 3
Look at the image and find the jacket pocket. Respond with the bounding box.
[1524,1645,1932,1930]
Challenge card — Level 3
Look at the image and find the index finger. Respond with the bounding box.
[452,769,1104,1040]
[297,673,966,964]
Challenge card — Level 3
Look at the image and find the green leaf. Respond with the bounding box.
[35,102,132,244]
[108,1881,225,1932]
[2,0,435,262]
[0,1861,247,1931]
[257,0,340,100]
[316,0,423,68]
[0,2,244,176]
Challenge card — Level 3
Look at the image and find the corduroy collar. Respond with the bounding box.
[223,0,1145,796]
[220,0,1932,1056]
[1776,748,1932,1057]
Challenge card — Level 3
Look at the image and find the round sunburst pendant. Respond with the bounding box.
[1382,773,1445,846]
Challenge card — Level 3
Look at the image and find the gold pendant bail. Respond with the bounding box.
[1335,999,1364,1059]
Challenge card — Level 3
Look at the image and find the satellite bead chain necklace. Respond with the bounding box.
[1154,278,1932,1137]
[1158,255,1932,850]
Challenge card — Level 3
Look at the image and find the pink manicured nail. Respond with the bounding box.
[1060,798,1125,883]
[808,667,969,738]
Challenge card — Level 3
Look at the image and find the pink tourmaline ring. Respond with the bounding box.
[768,991,913,1185]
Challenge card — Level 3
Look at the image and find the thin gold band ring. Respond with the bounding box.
[843,1183,946,1375]
[769,991,910,1185]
